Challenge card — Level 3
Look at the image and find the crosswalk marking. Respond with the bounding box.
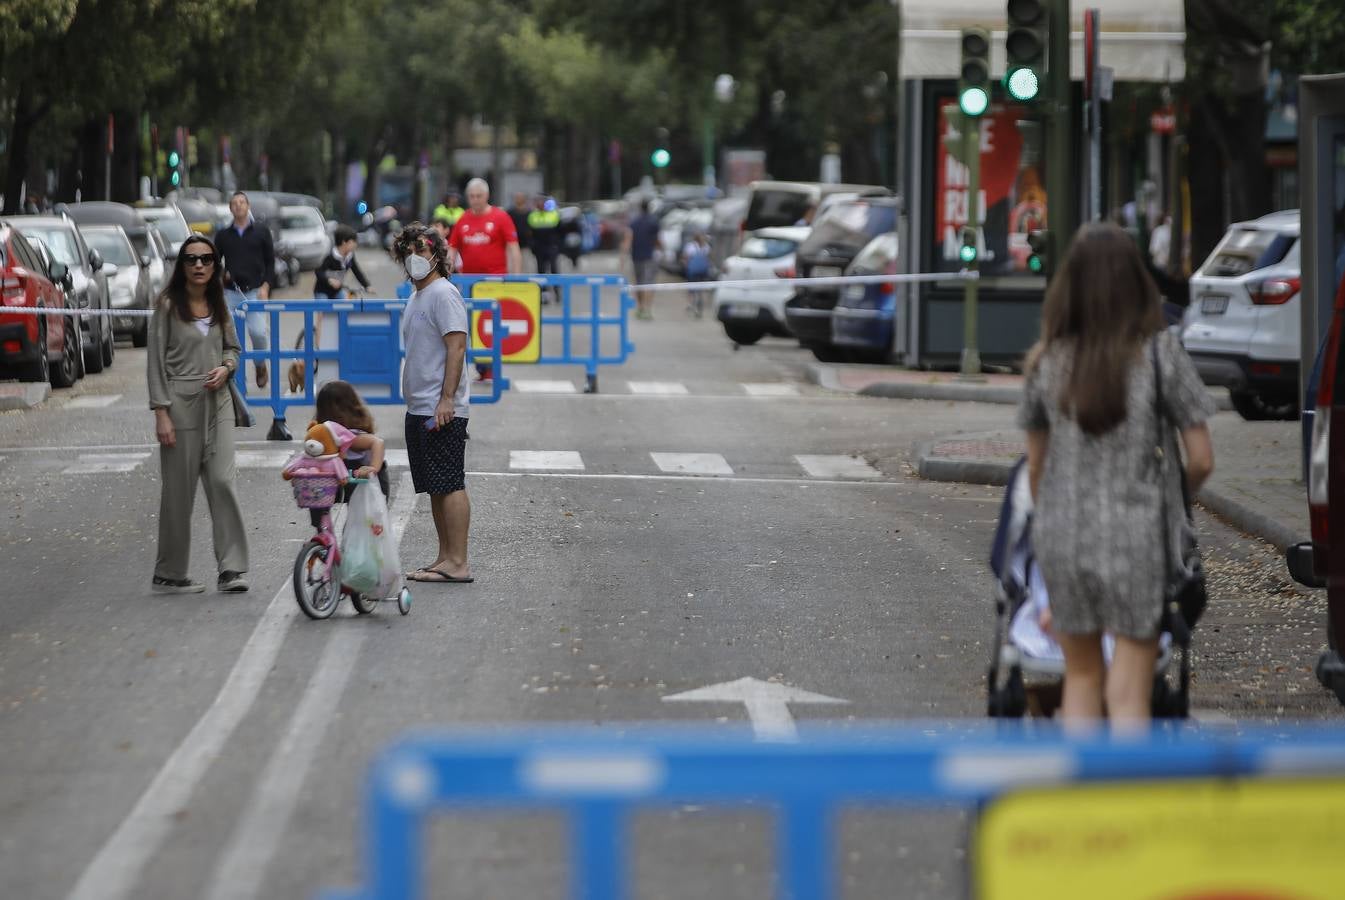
[509,450,586,471]
[62,453,150,474]
[237,448,411,469]
[515,379,578,394]
[64,394,123,409]
[650,452,733,476]
[741,383,799,397]
[793,454,883,480]
[627,381,689,396]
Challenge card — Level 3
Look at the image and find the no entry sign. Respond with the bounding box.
[469,281,542,364]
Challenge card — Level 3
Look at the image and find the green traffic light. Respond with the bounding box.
[168,151,180,167]
[958,86,989,117]
[1027,254,1044,274]
[170,171,181,186]
[651,148,671,169]
[959,243,978,264]
[1006,67,1040,101]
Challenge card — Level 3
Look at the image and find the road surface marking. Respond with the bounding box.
[471,470,905,487]
[509,450,586,471]
[515,379,578,394]
[663,677,848,742]
[62,453,150,474]
[67,474,417,900]
[64,394,123,409]
[741,383,799,397]
[202,630,364,900]
[627,381,689,396]
[385,448,409,467]
[235,450,293,469]
[650,452,733,476]
[794,454,883,479]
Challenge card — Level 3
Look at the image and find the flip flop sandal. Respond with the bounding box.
[408,567,474,584]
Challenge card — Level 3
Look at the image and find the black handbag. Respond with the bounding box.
[1151,337,1207,642]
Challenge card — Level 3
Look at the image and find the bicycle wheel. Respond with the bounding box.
[397,587,411,615]
[293,540,340,619]
[350,590,378,615]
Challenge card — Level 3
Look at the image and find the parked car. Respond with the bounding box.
[172,197,219,237]
[712,226,810,345]
[79,224,152,347]
[137,204,191,258]
[4,214,115,373]
[658,205,715,274]
[64,202,160,346]
[831,232,900,363]
[0,224,82,387]
[742,181,891,233]
[709,195,749,271]
[278,205,331,270]
[784,196,900,362]
[1183,210,1301,420]
[140,226,172,297]
[1286,267,1345,705]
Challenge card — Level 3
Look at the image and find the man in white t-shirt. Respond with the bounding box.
[394,223,474,583]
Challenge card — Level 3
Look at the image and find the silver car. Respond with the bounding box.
[279,205,331,270]
[80,225,153,347]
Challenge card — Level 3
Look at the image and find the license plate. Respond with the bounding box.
[725,303,758,318]
[1200,294,1229,315]
[811,266,843,278]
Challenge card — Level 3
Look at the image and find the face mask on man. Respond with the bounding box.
[404,253,433,281]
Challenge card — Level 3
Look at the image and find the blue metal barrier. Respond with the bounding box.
[319,723,1345,900]
[231,298,507,440]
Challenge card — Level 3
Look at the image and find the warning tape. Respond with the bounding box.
[632,270,977,293]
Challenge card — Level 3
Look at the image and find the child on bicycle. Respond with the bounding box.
[298,380,387,528]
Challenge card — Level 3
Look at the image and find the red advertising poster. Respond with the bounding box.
[933,101,1047,276]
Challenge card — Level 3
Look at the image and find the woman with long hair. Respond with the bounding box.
[147,233,250,594]
[1019,223,1215,728]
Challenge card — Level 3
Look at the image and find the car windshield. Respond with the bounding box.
[84,230,137,266]
[850,233,900,271]
[1200,227,1297,277]
[739,236,797,260]
[281,209,322,230]
[746,190,813,230]
[21,226,80,266]
[145,212,190,242]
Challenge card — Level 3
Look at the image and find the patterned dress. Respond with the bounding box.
[1017,331,1215,639]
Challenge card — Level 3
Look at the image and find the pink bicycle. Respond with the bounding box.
[290,475,411,619]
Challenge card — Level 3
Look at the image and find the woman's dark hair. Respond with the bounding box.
[315,380,375,433]
[392,221,452,277]
[333,224,357,246]
[160,233,229,325]
[1026,222,1164,436]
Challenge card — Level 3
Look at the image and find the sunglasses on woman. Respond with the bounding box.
[182,252,216,267]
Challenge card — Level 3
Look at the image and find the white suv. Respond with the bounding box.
[1184,210,1301,420]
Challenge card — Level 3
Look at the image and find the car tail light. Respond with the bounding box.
[2,340,20,353]
[774,266,795,279]
[1248,277,1301,305]
[879,260,898,295]
[1249,362,1283,376]
[2,276,23,304]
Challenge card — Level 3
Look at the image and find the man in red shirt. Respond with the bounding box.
[449,178,522,381]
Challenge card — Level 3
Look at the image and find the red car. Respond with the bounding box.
[0,224,82,387]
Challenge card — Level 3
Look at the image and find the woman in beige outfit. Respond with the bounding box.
[147,233,250,594]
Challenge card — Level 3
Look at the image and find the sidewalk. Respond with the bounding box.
[807,362,1307,551]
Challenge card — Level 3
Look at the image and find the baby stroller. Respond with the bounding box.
[986,459,1190,718]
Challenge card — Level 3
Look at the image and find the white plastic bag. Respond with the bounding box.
[342,483,400,597]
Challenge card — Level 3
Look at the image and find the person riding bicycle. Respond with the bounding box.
[313,225,372,300]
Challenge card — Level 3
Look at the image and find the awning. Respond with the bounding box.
[899,0,1184,82]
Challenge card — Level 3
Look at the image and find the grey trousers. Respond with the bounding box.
[155,422,248,581]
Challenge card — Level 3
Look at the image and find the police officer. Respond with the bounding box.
[528,196,562,301]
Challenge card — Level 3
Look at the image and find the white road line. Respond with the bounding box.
[794,454,883,480]
[509,450,586,471]
[201,630,363,900]
[650,452,734,476]
[515,379,578,394]
[741,383,799,397]
[235,450,293,469]
[62,453,150,475]
[385,448,409,467]
[468,470,905,487]
[627,381,689,396]
[67,475,417,900]
[64,394,123,409]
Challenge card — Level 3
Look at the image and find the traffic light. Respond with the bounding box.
[1005,0,1047,102]
[166,150,181,187]
[651,147,671,169]
[959,226,979,265]
[958,27,991,117]
[1027,229,1050,275]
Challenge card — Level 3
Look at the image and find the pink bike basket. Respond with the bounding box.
[291,475,342,509]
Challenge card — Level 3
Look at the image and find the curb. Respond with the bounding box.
[0,382,50,411]
[915,441,1303,551]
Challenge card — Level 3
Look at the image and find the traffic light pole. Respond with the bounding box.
[1044,0,1074,271]
[960,111,982,380]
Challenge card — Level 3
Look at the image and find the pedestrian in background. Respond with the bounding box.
[1018,222,1214,730]
[681,230,712,318]
[147,233,249,594]
[432,192,465,229]
[527,195,562,300]
[394,223,475,584]
[507,191,532,263]
[215,191,274,389]
[623,198,662,320]
[449,177,520,382]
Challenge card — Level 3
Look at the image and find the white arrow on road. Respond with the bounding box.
[662,677,848,742]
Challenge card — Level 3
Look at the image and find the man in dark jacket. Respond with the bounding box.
[215,191,275,388]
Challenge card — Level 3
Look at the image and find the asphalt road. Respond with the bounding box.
[0,250,1334,899]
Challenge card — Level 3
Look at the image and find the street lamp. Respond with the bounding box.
[703,73,736,190]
